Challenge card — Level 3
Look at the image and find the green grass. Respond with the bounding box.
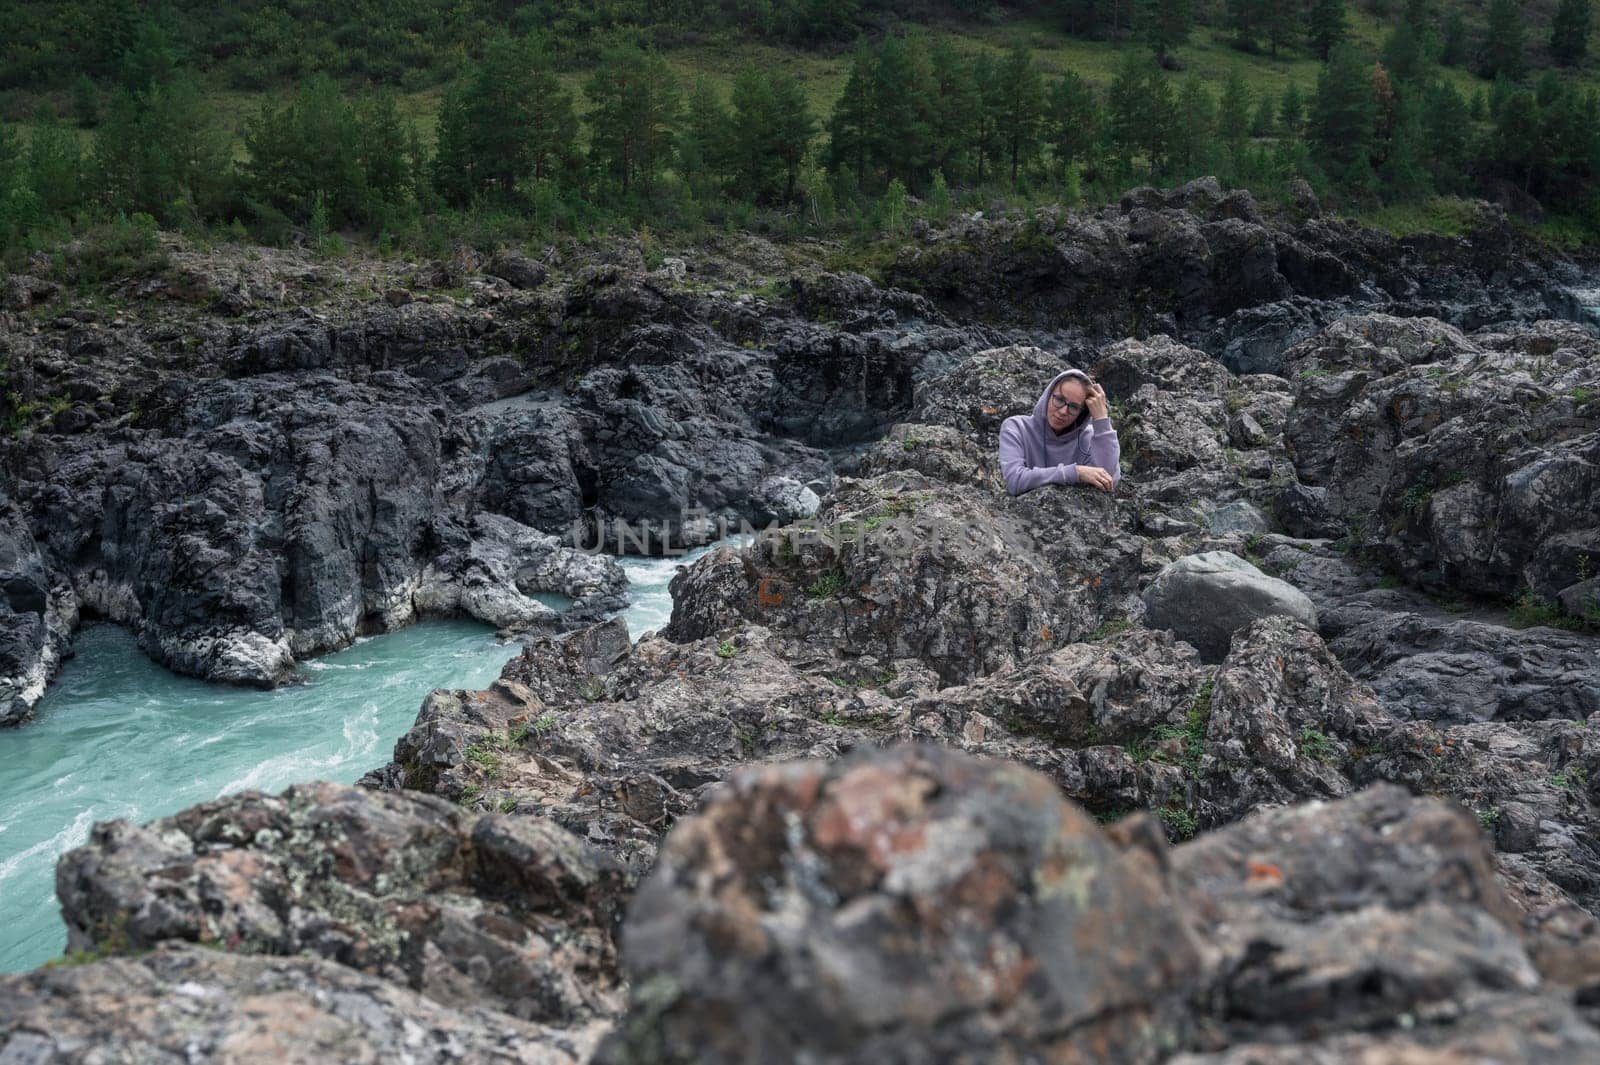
[1355,196,1482,239]
[806,572,845,598]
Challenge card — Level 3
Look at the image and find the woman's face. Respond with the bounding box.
[1047,378,1088,432]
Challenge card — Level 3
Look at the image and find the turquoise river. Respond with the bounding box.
[0,548,712,973]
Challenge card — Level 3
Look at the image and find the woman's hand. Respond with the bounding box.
[1076,465,1114,492]
[1086,381,1110,420]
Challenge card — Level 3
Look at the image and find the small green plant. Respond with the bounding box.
[496,795,519,813]
[458,783,481,807]
[506,722,530,746]
[806,572,845,598]
[1298,727,1335,763]
[1552,765,1589,794]
[1569,385,1594,405]
[901,433,922,452]
[1157,804,1198,840]
[716,640,738,658]
[531,712,557,732]
[1507,587,1591,631]
[1402,475,1434,512]
[1477,807,1500,830]
[1376,574,1402,589]
[463,743,502,774]
[1085,617,1133,641]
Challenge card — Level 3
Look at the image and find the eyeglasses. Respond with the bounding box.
[1049,394,1084,414]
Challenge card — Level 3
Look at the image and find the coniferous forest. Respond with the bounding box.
[2,0,1599,264]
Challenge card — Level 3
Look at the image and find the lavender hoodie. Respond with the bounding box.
[998,368,1122,496]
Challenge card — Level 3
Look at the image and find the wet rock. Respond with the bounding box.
[0,943,598,1064]
[0,494,76,726]
[599,744,1202,1065]
[1142,551,1318,662]
[55,781,627,1025]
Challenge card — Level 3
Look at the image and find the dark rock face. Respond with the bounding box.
[0,943,600,1064]
[0,492,75,725]
[885,181,1577,365]
[600,744,1202,1065]
[55,781,627,1026]
[1283,314,1600,604]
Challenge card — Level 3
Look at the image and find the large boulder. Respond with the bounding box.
[599,744,1202,1065]
[1142,551,1318,662]
[667,468,1143,685]
[0,943,597,1064]
[1172,785,1582,1054]
[55,781,627,1025]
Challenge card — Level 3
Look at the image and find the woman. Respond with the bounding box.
[998,369,1121,496]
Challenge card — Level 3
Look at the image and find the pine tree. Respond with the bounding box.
[586,44,681,198]
[1552,0,1591,66]
[726,66,815,203]
[993,44,1047,185]
[679,79,730,196]
[972,50,1003,183]
[1262,0,1297,55]
[1383,20,1426,83]
[72,75,100,129]
[1309,43,1377,190]
[1172,77,1217,172]
[1419,80,1471,190]
[869,35,934,188]
[826,40,876,187]
[1218,68,1253,159]
[432,35,580,205]
[1308,0,1348,61]
[1279,83,1306,137]
[1480,0,1528,81]
[927,37,980,181]
[1136,0,1194,66]
[1440,9,1469,66]
[1251,96,1276,135]
[1107,53,1175,175]
[1047,70,1102,177]
[1228,0,1263,51]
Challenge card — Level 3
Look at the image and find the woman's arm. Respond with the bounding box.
[1087,418,1122,488]
[999,419,1069,496]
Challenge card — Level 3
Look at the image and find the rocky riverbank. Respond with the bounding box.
[4,180,1600,1060]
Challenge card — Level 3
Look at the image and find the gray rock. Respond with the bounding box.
[0,943,597,1064]
[598,744,1202,1065]
[1206,500,1269,536]
[1142,550,1318,662]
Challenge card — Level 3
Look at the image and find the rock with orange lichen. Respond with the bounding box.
[597,743,1202,1065]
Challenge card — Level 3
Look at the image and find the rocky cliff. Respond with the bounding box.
[3,182,1600,1061]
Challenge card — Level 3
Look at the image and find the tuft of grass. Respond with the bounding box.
[1477,807,1500,830]
[806,572,845,598]
[1157,804,1198,841]
[716,639,739,658]
[1084,617,1133,641]
[1298,726,1335,764]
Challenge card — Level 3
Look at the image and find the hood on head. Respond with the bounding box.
[1032,368,1094,435]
